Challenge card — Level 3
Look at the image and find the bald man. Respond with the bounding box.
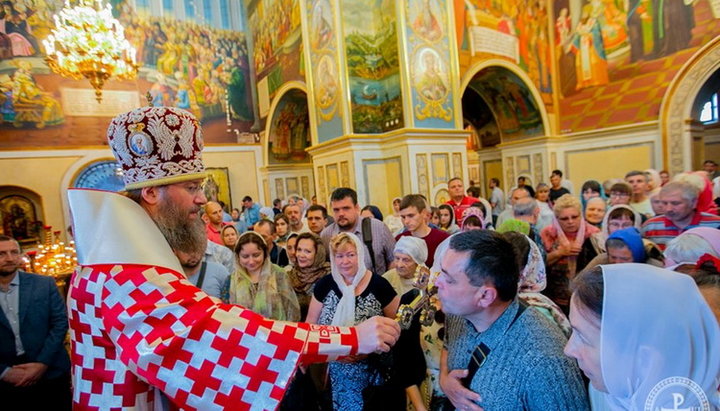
[204,201,230,245]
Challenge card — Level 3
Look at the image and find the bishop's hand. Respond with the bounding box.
[354,316,401,354]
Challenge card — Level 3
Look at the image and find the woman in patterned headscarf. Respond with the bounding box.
[502,231,570,337]
[286,232,331,319]
[222,231,300,321]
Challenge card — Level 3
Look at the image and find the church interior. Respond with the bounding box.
[1,0,719,245]
[1,1,720,409]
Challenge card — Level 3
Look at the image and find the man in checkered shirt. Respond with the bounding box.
[66,106,400,410]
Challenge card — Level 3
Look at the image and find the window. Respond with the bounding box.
[184,0,195,18]
[163,0,174,11]
[220,0,230,29]
[73,161,125,192]
[700,93,718,124]
[203,0,213,23]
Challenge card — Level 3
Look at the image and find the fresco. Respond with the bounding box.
[117,3,253,124]
[268,89,310,163]
[306,0,343,142]
[555,0,720,132]
[0,0,253,147]
[406,0,454,128]
[342,0,404,134]
[454,0,553,105]
[248,0,304,99]
[465,66,543,141]
[555,0,720,96]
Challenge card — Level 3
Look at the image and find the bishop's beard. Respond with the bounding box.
[151,197,207,256]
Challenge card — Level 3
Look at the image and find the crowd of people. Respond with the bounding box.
[188,163,720,410]
[2,103,718,410]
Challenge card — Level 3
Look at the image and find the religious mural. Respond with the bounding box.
[342,0,404,134]
[306,0,343,142]
[454,0,553,105]
[117,1,253,125]
[0,0,253,147]
[248,0,304,99]
[465,66,543,141]
[406,0,454,128]
[0,194,41,244]
[268,89,310,163]
[555,0,720,132]
[554,0,720,95]
[464,121,500,151]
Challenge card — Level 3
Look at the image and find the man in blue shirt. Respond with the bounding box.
[436,231,588,410]
[242,196,262,226]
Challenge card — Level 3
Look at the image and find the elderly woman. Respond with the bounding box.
[222,232,300,321]
[541,194,599,312]
[287,232,331,319]
[604,227,648,264]
[306,233,400,411]
[220,224,239,250]
[664,226,720,269]
[565,264,720,410]
[580,205,663,270]
[382,236,429,411]
[502,231,570,337]
[584,197,606,228]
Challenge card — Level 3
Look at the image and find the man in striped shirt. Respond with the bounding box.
[641,181,720,251]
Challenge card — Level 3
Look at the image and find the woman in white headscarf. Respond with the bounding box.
[565,264,720,410]
[383,236,427,295]
[306,232,400,411]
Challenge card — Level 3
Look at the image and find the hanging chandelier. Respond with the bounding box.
[42,0,139,103]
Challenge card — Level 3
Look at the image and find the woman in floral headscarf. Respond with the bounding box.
[502,231,571,337]
[222,231,300,321]
[460,202,492,231]
[540,194,598,313]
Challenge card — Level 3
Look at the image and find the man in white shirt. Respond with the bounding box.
[488,178,505,225]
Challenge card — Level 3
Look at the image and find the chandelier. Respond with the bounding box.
[42,0,139,103]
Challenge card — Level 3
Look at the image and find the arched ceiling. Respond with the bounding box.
[462,66,544,146]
